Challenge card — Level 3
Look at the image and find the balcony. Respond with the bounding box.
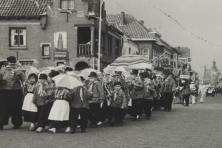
[77,44,91,57]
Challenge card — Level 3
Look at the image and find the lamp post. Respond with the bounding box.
[97,0,103,72]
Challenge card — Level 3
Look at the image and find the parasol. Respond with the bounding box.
[53,74,83,89]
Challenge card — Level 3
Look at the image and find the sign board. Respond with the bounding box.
[54,50,68,60]
[180,75,190,79]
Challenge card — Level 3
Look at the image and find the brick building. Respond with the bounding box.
[0,0,123,70]
[107,12,180,71]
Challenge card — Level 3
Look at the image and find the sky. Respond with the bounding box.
[105,0,222,76]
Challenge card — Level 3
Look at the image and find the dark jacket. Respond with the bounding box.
[144,78,155,100]
[70,86,92,109]
[162,76,176,93]
[0,65,25,90]
[33,81,54,106]
[53,87,72,101]
[131,77,144,100]
[111,88,127,108]
[86,80,104,103]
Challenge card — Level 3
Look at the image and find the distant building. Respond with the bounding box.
[107,12,180,72]
[0,0,123,70]
[203,60,220,85]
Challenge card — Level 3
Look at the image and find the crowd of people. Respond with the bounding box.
[0,56,202,134]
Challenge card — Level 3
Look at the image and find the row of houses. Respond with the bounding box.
[0,0,191,72]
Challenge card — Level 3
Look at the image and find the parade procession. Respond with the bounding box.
[1,0,222,148]
[0,55,201,133]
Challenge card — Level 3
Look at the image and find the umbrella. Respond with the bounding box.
[129,63,153,70]
[66,71,80,78]
[39,66,55,74]
[79,68,97,80]
[17,65,39,77]
[53,74,83,89]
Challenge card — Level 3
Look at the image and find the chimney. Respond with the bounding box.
[139,20,144,25]
[120,11,126,26]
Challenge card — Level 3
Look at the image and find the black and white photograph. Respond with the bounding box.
[0,0,222,148]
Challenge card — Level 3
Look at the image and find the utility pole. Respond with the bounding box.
[97,0,103,71]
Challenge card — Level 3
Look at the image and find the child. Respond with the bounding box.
[109,82,127,126]
[33,73,53,133]
[69,86,92,133]
[22,73,38,131]
[48,87,71,134]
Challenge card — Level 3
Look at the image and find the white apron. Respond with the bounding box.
[48,100,70,121]
[22,93,38,112]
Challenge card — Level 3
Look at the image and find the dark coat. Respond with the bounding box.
[0,65,25,90]
[86,80,104,103]
[33,81,54,106]
[70,86,92,109]
[111,88,127,108]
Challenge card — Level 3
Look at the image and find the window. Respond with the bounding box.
[10,28,26,47]
[142,48,149,57]
[19,60,34,66]
[108,36,112,56]
[42,44,50,57]
[60,0,74,10]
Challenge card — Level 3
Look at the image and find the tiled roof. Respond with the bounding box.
[0,0,48,19]
[107,13,154,40]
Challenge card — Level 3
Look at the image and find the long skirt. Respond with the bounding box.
[48,100,70,121]
[23,111,37,123]
[22,93,38,112]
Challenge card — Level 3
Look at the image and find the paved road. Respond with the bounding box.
[1,96,222,148]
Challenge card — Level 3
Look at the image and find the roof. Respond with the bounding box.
[0,0,48,19]
[107,13,155,41]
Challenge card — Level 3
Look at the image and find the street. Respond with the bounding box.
[0,96,222,148]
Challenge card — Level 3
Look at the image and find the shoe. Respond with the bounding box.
[44,126,50,130]
[65,127,71,133]
[29,123,36,131]
[36,127,44,133]
[48,128,56,134]
[97,121,103,126]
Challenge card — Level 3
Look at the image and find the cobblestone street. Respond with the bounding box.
[0,96,222,148]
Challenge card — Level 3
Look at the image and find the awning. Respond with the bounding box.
[110,55,150,67]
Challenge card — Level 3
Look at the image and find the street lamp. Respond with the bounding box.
[97,0,104,72]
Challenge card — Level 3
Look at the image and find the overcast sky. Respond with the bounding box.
[106,0,222,76]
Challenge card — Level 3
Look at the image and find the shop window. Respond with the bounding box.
[60,0,74,10]
[9,28,26,47]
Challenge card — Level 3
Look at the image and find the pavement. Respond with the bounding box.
[1,96,222,148]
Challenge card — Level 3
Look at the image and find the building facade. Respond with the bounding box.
[107,12,180,72]
[0,0,123,70]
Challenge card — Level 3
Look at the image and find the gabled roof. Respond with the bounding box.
[107,13,155,41]
[0,0,48,19]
